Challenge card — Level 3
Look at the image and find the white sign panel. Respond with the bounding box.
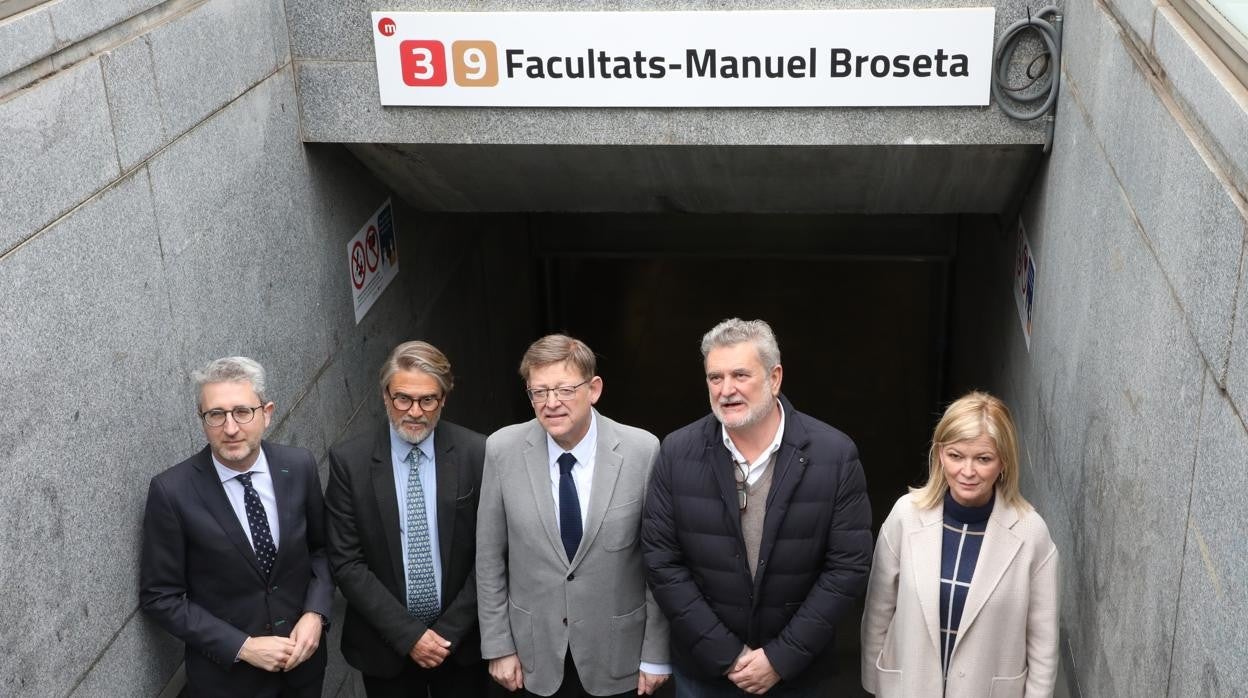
[348,198,399,324]
[372,9,996,107]
[1014,219,1036,351]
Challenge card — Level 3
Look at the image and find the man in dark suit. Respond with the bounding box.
[642,318,873,696]
[325,340,488,696]
[140,356,333,697]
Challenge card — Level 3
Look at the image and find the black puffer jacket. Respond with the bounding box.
[641,395,872,685]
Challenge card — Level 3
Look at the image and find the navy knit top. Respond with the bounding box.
[939,489,994,679]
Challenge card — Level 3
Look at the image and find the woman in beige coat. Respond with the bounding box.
[861,391,1058,698]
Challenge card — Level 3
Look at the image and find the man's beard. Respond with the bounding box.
[712,378,774,430]
[393,415,436,443]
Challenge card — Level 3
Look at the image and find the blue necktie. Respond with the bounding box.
[557,452,582,563]
[404,447,439,623]
[236,473,277,577]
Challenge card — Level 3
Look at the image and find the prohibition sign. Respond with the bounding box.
[351,241,367,289]
[365,225,380,272]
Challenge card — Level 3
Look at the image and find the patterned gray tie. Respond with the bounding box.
[404,447,439,623]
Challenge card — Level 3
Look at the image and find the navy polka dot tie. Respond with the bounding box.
[236,472,277,577]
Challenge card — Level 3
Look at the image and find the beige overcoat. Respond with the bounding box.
[861,492,1058,698]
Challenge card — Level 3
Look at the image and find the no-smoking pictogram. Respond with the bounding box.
[351,241,367,289]
[365,225,380,272]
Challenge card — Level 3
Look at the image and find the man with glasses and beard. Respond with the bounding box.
[140,357,333,697]
[641,318,873,696]
[477,334,670,697]
[325,341,488,696]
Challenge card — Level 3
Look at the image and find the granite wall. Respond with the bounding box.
[6,0,1248,696]
[288,0,1049,148]
[951,1,1248,696]
[0,1,535,695]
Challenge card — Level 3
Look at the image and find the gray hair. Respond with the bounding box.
[191,356,268,404]
[379,341,455,395]
[700,318,782,370]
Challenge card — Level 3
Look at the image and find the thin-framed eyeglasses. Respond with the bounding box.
[734,462,749,511]
[525,379,590,404]
[200,405,265,428]
[389,392,442,412]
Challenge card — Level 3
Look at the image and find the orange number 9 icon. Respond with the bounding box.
[452,41,499,87]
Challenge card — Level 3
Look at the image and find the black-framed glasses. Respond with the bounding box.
[734,463,748,511]
[201,405,265,428]
[525,379,590,404]
[389,392,442,412]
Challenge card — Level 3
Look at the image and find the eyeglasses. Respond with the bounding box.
[734,463,748,511]
[389,392,442,412]
[201,405,265,428]
[525,379,590,404]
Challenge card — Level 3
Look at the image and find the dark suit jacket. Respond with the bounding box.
[325,420,486,678]
[139,441,334,697]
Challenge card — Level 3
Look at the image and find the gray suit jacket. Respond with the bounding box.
[477,410,670,696]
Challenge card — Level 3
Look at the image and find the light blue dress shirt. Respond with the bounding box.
[390,426,443,605]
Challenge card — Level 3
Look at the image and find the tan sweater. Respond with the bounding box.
[741,453,777,579]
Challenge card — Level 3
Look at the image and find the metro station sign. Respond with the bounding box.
[371,9,995,107]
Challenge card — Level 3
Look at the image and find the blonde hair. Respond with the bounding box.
[911,391,1030,510]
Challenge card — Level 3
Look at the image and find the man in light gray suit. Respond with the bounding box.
[477,334,670,697]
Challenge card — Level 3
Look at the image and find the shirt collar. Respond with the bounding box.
[721,399,785,465]
[213,446,270,483]
[547,409,598,469]
[390,424,436,464]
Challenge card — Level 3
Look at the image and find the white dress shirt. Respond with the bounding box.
[721,400,786,485]
[213,450,280,552]
[546,411,598,528]
[545,412,670,677]
[390,426,443,604]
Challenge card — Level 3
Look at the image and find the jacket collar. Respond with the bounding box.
[912,490,1025,656]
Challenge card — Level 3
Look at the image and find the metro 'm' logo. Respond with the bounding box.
[400,40,499,87]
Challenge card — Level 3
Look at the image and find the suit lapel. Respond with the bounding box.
[267,442,295,579]
[575,413,622,568]
[911,505,944,655]
[370,429,406,589]
[523,423,567,563]
[189,447,266,581]
[434,430,459,573]
[953,502,1023,654]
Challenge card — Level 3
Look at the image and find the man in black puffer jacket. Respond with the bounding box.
[642,318,872,697]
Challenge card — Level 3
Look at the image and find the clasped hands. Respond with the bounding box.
[238,611,323,672]
[726,646,781,694]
